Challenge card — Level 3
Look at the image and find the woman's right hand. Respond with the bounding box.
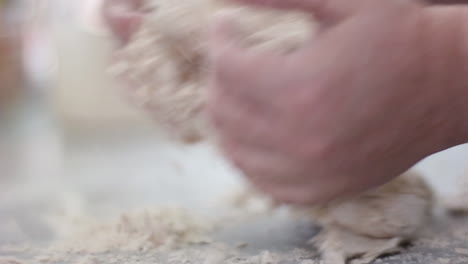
[102,0,146,46]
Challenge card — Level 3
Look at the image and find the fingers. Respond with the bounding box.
[209,13,244,62]
[209,16,275,81]
[209,15,292,98]
[231,0,323,13]
[231,0,375,24]
[207,73,282,142]
[102,0,145,45]
[209,98,276,148]
[221,137,309,181]
[209,17,255,87]
[249,176,336,205]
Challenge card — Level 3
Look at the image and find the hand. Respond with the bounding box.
[208,0,468,205]
[101,0,145,45]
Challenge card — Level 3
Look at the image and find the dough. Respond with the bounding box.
[238,170,433,264]
[311,225,403,264]
[311,171,433,264]
[309,170,433,239]
[109,0,314,142]
[307,170,432,263]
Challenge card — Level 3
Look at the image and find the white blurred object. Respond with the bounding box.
[21,0,55,88]
[48,0,151,131]
[77,0,110,36]
[23,27,55,88]
[415,144,468,198]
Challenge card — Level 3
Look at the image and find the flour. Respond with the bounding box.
[74,256,98,264]
[48,207,214,254]
[0,256,24,264]
[3,170,432,264]
[163,247,319,264]
[109,0,314,143]
[223,185,277,215]
[304,170,434,264]
[34,255,61,263]
[228,170,434,264]
[454,248,468,256]
[309,170,433,239]
[0,245,30,254]
[311,225,403,264]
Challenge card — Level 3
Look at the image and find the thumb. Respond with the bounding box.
[209,13,258,81]
[231,0,375,25]
[209,12,245,63]
[102,0,144,45]
[208,13,286,95]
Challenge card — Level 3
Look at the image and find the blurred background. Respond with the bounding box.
[0,0,243,246]
[0,0,467,247]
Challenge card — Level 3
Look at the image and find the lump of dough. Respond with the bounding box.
[241,170,433,241]
[310,170,433,239]
[244,170,433,264]
[109,0,315,143]
[307,170,433,264]
[311,225,403,264]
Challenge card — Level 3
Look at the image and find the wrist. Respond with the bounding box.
[451,8,468,143]
[459,13,468,143]
[423,6,468,146]
[426,0,468,4]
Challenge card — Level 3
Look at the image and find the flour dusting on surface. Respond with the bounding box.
[48,207,214,254]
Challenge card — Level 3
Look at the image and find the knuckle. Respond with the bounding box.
[215,54,245,82]
[205,98,222,118]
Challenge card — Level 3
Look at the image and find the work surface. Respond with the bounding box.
[1,99,468,263]
[2,206,468,263]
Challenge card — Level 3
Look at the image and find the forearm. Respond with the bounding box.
[427,0,468,4]
[442,6,468,143]
[459,8,468,143]
[423,6,468,145]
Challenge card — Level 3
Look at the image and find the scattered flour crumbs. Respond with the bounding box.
[48,207,215,253]
[2,189,468,264]
[0,172,438,264]
[0,203,322,264]
[0,257,23,264]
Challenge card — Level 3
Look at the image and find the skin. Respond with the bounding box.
[103,0,468,205]
[0,10,23,107]
[101,0,145,45]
